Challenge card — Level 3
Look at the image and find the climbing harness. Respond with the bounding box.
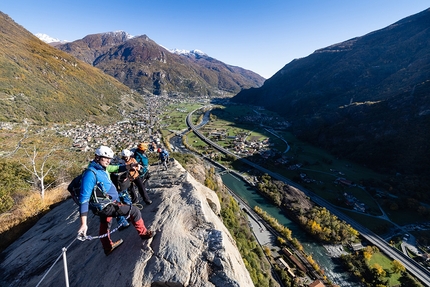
[77,206,132,241]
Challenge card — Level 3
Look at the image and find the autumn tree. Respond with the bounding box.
[391,260,406,274]
[372,263,386,277]
[262,246,271,256]
[277,237,286,245]
[363,246,375,261]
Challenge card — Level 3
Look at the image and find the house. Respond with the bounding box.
[354,202,366,213]
[281,248,307,273]
[334,177,353,186]
[309,279,325,287]
[276,257,289,270]
[350,242,364,251]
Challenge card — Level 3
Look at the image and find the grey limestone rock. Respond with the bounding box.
[0,160,254,287]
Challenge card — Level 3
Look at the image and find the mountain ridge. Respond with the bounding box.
[232,8,430,181]
[0,12,144,124]
[56,31,265,97]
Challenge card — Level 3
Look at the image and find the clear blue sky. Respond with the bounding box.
[1,1,429,78]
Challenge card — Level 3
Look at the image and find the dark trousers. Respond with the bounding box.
[98,202,147,250]
[130,176,151,203]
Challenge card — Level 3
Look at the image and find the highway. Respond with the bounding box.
[186,108,430,286]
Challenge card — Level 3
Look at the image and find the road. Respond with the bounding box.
[185,107,430,287]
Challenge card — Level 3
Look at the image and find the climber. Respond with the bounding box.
[133,143,152,204]
[121,148,152,205]
[157,148,169,171]
[77,145,154,256]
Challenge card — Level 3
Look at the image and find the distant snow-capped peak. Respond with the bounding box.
[35,33,67,43]
[169,49,207,57]
[103,30,134,40]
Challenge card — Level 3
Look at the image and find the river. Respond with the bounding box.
[170,108,356,285]
[221,172,356,286]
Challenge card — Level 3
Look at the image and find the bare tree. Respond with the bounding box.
[21,146,58,200]
[4,120,29,158]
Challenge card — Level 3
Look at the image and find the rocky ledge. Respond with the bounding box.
[0,160,254,287]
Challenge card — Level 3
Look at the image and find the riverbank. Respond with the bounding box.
[324,244,348,258]
[221,172,359,286]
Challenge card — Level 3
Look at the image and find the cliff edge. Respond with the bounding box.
[0,160,254,287]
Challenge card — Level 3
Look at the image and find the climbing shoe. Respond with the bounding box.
[104,239,124,256]
[140,230,155,240]
[145,200,152,205]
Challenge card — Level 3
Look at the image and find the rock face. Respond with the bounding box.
[0,160,254,287]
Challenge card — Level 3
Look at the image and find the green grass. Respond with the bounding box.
[312,187,342,204]
[368,252,402,286]
[303,180,383,216]
[162,103,204,130]
[187,133,207,149]
[286,137,385,183]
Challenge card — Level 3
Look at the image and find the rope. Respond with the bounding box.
[77,208,132,241]
[35,206,132,286]
[34,199,137,286]
[35,212,132,287]
[35,238,77,287]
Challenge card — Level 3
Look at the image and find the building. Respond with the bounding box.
[309,279,325,287]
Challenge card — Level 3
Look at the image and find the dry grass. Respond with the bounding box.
[0,185,69,235]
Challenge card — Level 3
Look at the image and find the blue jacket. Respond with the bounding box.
[159,149,169,161]
[134,149,149,175]
[79,161,119,215]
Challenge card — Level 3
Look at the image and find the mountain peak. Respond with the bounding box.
[169,48,207,57]
[99,30,134,41]
[57,33,265,96]
[35,30,134,45]
[35,33,67,44]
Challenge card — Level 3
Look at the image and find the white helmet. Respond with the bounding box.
[121,149,132,157]
[95,145,114,159]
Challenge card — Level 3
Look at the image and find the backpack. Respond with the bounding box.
[68,169,93,205]
[160,150,169,161]
[110,170,131,192]
[67,168,109,209]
